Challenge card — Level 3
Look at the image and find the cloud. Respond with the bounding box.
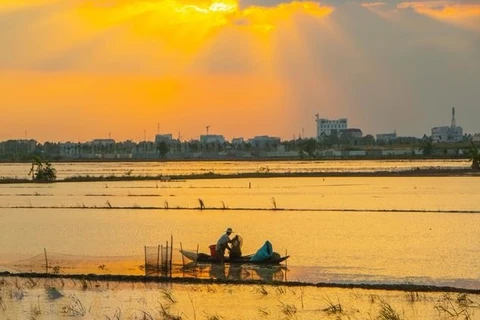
[361,2,387,8]
[0,0,479,141]
[397,1,480,31]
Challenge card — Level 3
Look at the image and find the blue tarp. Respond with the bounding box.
[250,240,273,262]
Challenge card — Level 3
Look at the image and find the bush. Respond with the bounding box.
[29,156,57,182]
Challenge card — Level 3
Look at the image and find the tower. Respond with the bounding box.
[451,107,456,128]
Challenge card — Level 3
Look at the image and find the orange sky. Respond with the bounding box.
[1,0,479,142]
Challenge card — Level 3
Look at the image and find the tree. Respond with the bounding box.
[419,137,434,156]
[28,156,57,181]
[465,142,480,170]
[298,138,318,157]
[156,141,170,158]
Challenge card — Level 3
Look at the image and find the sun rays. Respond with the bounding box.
[1,1,479,141]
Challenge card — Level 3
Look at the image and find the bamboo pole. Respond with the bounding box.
[170,235,174,277]
[180,242,185,269]
[144,246,147,274]
[157,245,160,274]
[195,244,199,267]
[160,245,164,273]
[44,248,48,274]
[285,249,288,282]
[165,240,169,275]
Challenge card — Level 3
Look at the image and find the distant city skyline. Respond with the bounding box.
[1,106,476,144]
[1,1,479,143]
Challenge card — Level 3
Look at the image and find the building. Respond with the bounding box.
[315,115,348,138]
[200,134,225,144]
[376,132,397,143]
[431,108,463,143]
[231,138,244,146]
[340,128,363,139]
[248,135,281,150]
[91,139,115,147]
[155,134,173,144]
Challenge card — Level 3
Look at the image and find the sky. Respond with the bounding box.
[0,0,479,143]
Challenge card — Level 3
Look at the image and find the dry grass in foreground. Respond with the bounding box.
[0,276,479,319]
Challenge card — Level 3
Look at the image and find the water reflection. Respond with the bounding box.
[194,263,288,282]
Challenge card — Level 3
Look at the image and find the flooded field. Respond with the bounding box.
[0,160,479,319]
[0,173,479,290]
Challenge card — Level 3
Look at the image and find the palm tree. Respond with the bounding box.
[465,142,480,170]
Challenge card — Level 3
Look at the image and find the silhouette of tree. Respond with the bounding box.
[465,142,479,170]
[28,156,57,182]
[420,138,434,156]
[156,141,170,158]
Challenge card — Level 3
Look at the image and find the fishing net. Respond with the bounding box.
[2,252,144,275]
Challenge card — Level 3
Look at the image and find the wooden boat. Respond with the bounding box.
[180,250,289,265]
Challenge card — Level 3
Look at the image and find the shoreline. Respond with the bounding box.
[1,167,478,184]
[2,271,479,294]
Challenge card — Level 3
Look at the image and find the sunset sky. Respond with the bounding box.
[1,0,479,142]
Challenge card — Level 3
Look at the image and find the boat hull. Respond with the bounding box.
[180,250,289,265]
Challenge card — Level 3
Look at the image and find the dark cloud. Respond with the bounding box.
[266,1,480,137]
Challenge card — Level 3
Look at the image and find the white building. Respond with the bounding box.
[431,108,463,143]
[315,115,348,138]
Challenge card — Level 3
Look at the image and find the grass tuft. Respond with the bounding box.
[60,294,86,316]
[279,301,297,317]
[204,311,223,320]
[271,197,277,210]
[321,296,342,315]
[104,307,122,320]
[160,288,177,303]
[159,303,182,320]
[378,301,402,320]
[255,285,268,295]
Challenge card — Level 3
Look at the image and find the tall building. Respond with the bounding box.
[315,114,348,139]
[431,108,463,143]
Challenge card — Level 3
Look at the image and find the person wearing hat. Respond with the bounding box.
[215,227,233,263]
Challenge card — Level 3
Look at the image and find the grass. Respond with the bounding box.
[204,312,223,320]
[160,288,178,303]
[60,294,86,316]
[378,301,402,320]
[104,308,122,320]
[321,296,343,315]
[255,285,269,295]
[0,277,479,319]
[279,301,297,317]
[434,293,478,319]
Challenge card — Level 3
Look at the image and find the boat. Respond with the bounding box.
[180,250,289,265]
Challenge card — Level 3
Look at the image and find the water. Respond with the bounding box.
[0,159,470,179]
[0,161,478,290]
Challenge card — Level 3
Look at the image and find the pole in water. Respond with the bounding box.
[180,242,185,270]
[44,248,48,274]
[144,246,147,275]
[170,234,174,278]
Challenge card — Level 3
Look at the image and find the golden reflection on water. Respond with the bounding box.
[0,176,479,288]
[0,159,471,179]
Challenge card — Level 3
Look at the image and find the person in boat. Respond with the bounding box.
[216,227,233,263]
[229,234,243,259]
